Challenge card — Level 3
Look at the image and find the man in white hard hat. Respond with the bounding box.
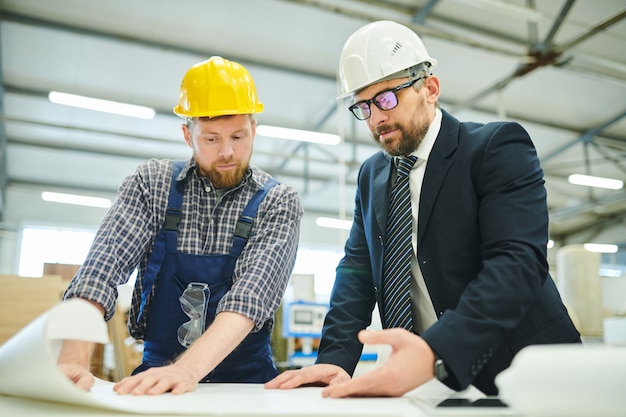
[266,20,580,398]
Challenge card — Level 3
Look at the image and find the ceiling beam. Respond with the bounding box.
[541,108,626,162]
[0,11,332,81]
[281,0,531,57]
[557,6,626,52]
[449,2,625,113]
[4,10,626,147]
[6,133,351,169]
[411,0,440,24]
[539,0,575,48]
[551,209,626,243]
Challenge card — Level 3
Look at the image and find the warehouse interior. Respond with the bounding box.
[0,0,625,401]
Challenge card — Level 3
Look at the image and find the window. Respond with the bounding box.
[292,247,344,299]
[18,227,96,277]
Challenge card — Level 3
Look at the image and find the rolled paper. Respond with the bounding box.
[496,344,626,417]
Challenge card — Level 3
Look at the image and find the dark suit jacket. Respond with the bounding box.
[316,109,580,395]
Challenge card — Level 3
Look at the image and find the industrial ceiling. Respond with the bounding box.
[1,0,625,258]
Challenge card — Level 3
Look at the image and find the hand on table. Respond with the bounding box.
[320,328,436,398]
[113,363,198,395]
[264,363,350,389]
[58,363,95,391]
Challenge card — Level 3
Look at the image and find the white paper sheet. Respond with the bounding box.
[0,299,426,416]
[0,298,109,407]
[495,344,626,417]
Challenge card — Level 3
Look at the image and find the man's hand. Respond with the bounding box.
[320,328,436,398]
[264,364,350,389]
[114,311,255,396]
[114,363,198,395]
[57,335,100,391]
[58,363,95,391]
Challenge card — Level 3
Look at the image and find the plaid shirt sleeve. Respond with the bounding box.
[63,158,171,321]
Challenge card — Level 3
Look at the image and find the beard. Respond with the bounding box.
[203,159,249,189]
[374,119,429,157]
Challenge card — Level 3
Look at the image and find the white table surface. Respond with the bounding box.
[0,383,520,417]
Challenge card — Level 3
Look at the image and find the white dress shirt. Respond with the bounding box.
[405,108,442,334]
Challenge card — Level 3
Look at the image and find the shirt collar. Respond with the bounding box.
[393,107,442,167]
[176,158,196,182]
[411,107,441,162]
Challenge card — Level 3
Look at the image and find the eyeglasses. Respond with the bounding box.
[348,76,427,120]
[177,282,210,348]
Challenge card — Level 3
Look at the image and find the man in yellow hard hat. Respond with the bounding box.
[266,20,580,398]
[58,56,303,395]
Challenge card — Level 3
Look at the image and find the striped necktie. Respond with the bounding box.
[383,155,418,332]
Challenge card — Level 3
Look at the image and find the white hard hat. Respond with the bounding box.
[337,20,437,99]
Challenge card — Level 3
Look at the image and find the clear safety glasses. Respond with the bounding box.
[177,282,210,348]
[348,76,427,120]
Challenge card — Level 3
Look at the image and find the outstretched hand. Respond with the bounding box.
[320,328,436,398]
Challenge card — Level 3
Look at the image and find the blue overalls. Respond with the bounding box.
[134,161,279,383]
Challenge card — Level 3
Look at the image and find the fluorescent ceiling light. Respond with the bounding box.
[583,243,618,254]
[42,191,112,208]
[568,174,623,190]
[257,125,341,145]
[49,91,155,119]
[316,216,353,230]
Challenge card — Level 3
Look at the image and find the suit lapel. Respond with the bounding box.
[418,110,459,247]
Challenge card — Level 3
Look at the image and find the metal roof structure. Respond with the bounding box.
[1,0,625,261]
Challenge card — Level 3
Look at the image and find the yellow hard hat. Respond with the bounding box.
[173,56,264,118]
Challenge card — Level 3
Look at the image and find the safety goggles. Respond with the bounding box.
[177,282,210,348]
[348,76,427,120]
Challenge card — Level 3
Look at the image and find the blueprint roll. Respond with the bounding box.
[495,344,626,417]
[556,245,603,336]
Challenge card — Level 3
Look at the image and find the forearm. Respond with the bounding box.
[57,299,104,368]
[57,339,96,368]
[175,311,254,382]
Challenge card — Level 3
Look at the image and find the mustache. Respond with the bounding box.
[215,157,235,165]
[374,123,399,137]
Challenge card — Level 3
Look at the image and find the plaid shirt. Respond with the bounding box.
[64,158,303,339]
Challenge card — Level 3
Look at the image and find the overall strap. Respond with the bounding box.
[137,160,186,323]
[229,178,280,259]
